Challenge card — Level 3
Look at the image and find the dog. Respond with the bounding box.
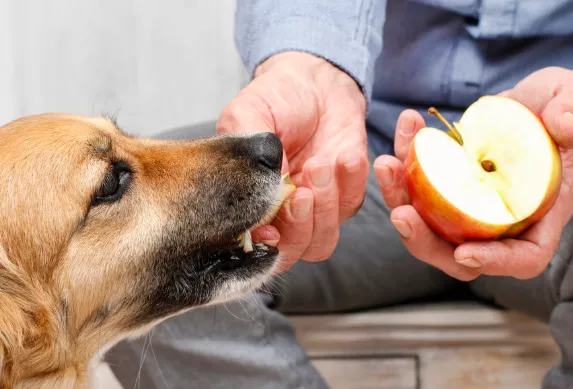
[0,113,288,388]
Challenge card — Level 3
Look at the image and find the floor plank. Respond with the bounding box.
[420,346,559,389]
[291,303,560,388]
[312,357,417,389]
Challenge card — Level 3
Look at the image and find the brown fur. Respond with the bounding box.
[0,114,282,388]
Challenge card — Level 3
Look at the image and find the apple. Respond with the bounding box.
[241,173,296,252]
[404,95,562,245]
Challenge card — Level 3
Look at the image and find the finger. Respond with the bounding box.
[496,89,512,97]
[300,157,340,262]
[215,89,293,173]
[503,67,569,115]
[541,88,573,149]
[216,83,278,135]
[374,155,410,209]
[390,205,480,281]
[453,182,570,279]
[336,149,369,223]
[271,188,314,273]
[502,67,573,148]
[394,109,426,161]
[453,238,551,280]
[251,225,280,247]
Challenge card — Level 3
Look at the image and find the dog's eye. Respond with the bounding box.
[93,161,132,205]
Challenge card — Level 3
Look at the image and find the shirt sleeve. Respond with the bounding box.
[234,0,387,104]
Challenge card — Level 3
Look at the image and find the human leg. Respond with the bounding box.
[470,220,573,389]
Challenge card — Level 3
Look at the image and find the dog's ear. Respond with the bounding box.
[0,342,15,389]
[0,245,33,388]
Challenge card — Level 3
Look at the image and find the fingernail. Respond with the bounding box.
[378,165,393,188]
[456,257,482,269]
[289,196,312,220]
[400,128,414,136]
[392,219,411,239]
[399,122,415,136]
[565,112,573,123]
[344,155,361,174]
[310,164,332,188]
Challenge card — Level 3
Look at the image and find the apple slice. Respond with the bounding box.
[240,173,296,252]
[258,172,297,224]
[404,95,562,244]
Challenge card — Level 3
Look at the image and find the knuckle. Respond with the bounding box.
[220,102,242,123]
[303,229,340,262]
[384,195,401,210]
[339,194,365,214]
[520,257,550,280]
[313,200,338,220]
[217,105,240,132]
[303,246,336,262]
[450,266,480,281]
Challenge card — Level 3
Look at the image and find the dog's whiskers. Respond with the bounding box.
[149,337,169,389]
[134,331,154,389]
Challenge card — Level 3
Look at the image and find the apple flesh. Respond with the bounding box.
[240,173,296,252]
[404,95,562,245]
[262,172,297,222]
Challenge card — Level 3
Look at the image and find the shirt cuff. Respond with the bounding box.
[240,16,377,105]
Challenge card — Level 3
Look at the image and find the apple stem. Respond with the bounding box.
[428,107,464,146]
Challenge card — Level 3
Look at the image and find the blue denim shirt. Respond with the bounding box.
[235,0,573,155]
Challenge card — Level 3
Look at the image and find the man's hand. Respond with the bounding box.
[217,52,369,272]
[374,66,573,281]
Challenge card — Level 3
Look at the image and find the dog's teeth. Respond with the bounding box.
[242,230,254,253]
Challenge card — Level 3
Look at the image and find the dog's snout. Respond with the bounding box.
[249,132,282,171]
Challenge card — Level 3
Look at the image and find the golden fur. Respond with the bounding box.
[0,114,282,388]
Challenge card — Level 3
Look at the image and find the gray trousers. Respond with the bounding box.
[106,122,573,389]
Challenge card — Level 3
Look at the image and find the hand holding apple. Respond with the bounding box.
[374,66,573,280]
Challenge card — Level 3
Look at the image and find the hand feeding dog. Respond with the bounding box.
[0,114,295,389]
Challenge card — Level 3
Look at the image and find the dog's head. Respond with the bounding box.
[0,114,287,387]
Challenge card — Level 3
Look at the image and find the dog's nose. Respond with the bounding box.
[249,132,283,171]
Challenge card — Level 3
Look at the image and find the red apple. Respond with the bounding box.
[404,95,562,245]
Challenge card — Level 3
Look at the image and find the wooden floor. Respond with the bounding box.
[95,303,560,389]
[291,303,560,389]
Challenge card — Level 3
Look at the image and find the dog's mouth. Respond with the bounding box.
[199,234,279,274]
[196,174,295,274]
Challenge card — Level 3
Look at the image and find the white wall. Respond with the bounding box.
[0,0,246,137]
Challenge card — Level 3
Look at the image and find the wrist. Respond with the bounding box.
[254,52,330,77]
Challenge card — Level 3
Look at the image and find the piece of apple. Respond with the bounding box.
[259,172,297,224]
[404,95,562,245]
[240,173,296,252]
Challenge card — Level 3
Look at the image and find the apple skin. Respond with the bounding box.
[404,99,562,245]
[404,144,509,245]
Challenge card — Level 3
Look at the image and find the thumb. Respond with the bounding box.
[540,89,573,150]
[502,67,573,149]
[216,89,290,174]
[216,88,276,136]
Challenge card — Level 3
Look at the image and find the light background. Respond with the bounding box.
[0,0,246,137]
